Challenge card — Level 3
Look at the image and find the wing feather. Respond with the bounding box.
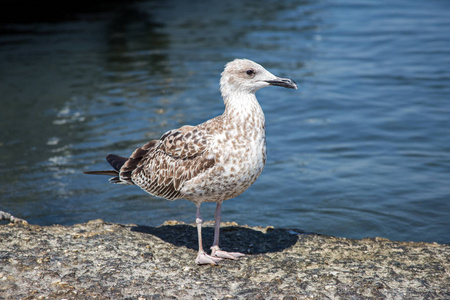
[130,125,215,200]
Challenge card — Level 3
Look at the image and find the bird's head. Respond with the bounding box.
[220,59,298,98]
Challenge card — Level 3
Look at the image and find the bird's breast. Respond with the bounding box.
[181,116,266,203]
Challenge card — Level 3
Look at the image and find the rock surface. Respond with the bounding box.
[0,219,448,299]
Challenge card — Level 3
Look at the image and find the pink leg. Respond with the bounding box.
[210,202,245,260]
[195,203,222,265]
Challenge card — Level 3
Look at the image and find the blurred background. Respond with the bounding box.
[1,0,449,244]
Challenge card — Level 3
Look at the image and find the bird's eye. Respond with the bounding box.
[246,69,255,76]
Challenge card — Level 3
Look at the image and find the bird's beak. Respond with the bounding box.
[265,77,298,90]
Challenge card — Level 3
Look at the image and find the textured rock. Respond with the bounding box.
[0,219,448,299]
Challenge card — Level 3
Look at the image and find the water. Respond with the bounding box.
[1,0,449,244]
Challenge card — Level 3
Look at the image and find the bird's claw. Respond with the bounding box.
[211,245,245,260]
[195,251,223,265]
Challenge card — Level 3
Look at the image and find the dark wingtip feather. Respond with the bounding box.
[106,154,128,171]
[83,170,119,176]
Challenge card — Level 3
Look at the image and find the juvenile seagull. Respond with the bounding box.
[84,59,297,264]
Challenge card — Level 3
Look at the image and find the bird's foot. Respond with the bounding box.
[195,251,223,265]
[211,245,245,260]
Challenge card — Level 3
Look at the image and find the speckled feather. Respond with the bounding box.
[121,103,266,203]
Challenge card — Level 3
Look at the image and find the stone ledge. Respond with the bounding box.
[0,219,448,299]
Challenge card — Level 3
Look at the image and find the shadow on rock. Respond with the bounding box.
[131,224,300,254]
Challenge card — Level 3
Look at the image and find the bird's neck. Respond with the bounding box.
[222,92,265,127]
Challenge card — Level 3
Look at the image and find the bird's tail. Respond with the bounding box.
[83,170,119,176]
[83,154,128,184]
[84,140,158,185]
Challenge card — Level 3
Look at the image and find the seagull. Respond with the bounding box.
[84,59,298,264]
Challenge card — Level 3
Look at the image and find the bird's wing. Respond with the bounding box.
[129,125,215,200]
[159,125,209,159]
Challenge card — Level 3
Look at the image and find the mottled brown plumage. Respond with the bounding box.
[84,59,297,264]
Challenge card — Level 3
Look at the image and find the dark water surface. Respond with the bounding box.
[1,0,449,244]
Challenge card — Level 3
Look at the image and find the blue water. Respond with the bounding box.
[1,0,449,244]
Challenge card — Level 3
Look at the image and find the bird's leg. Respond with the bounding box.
[194,203,222,265]
[210,202,245,260]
